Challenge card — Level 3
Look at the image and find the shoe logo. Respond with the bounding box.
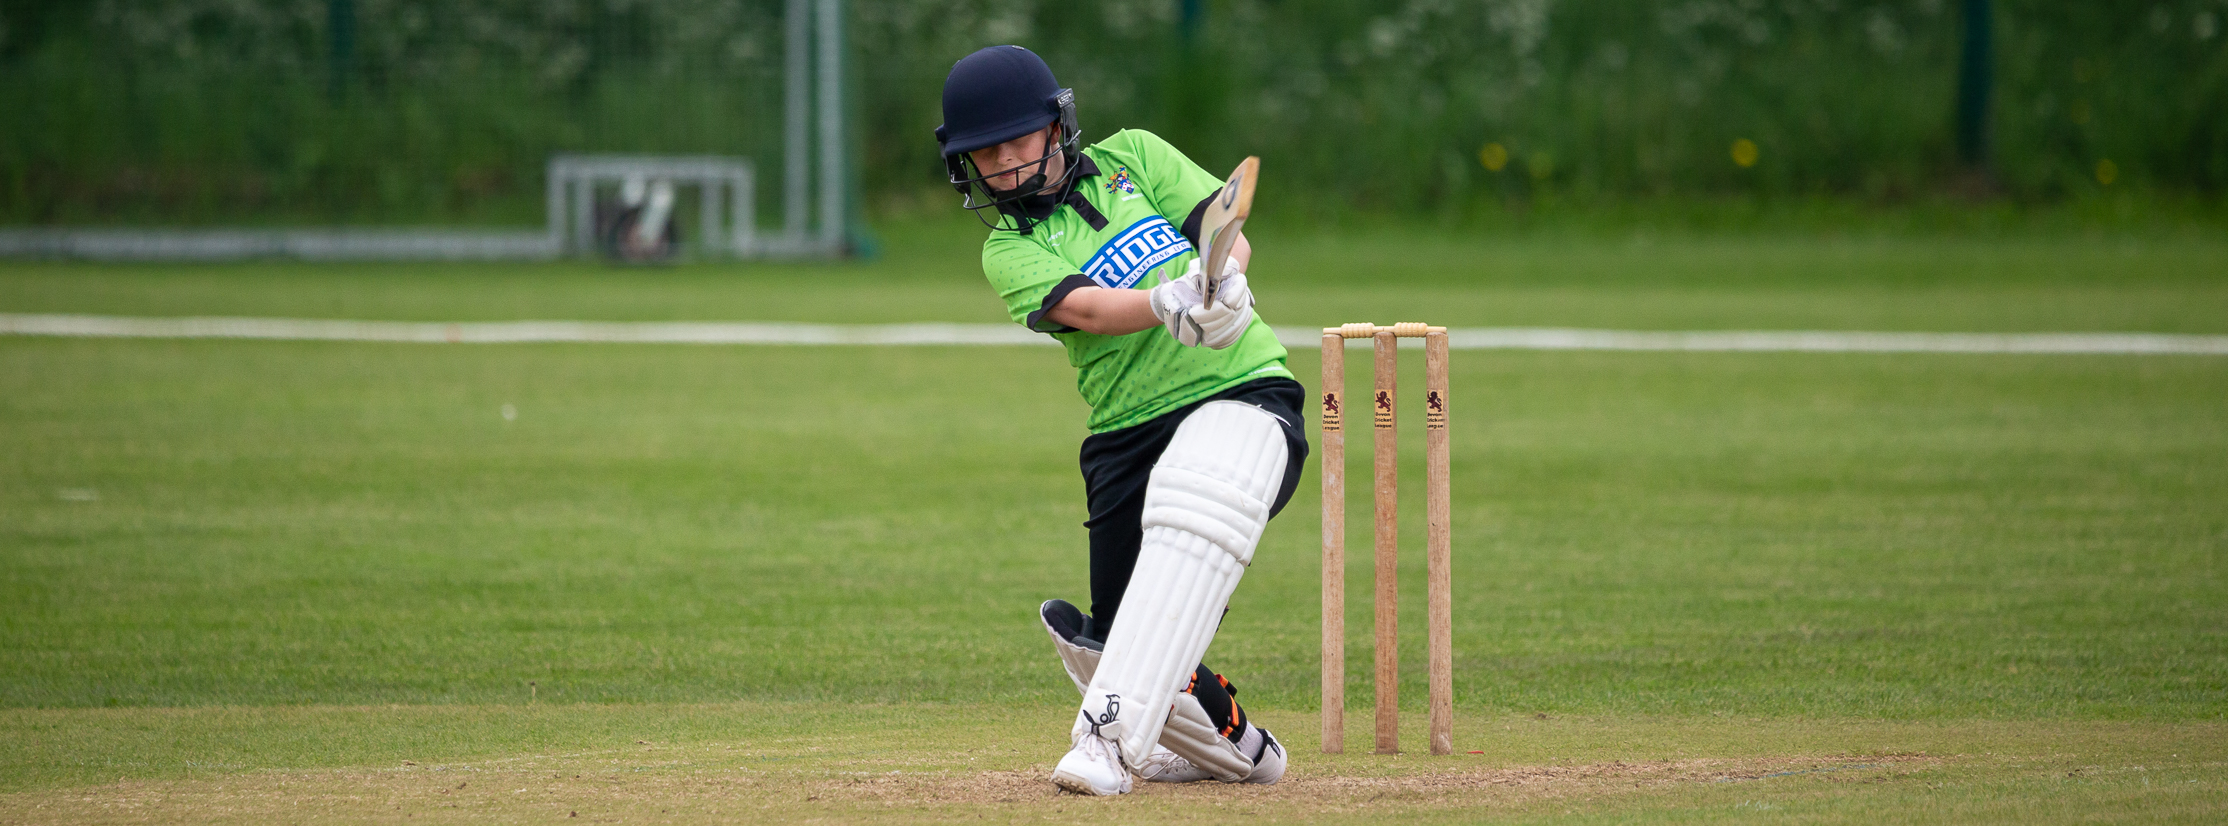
[1086,694,1121,738]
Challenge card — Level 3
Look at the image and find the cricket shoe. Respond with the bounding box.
[1051,728,1133,796]
[1134,745,1216,783]
[1238,725,1286,785]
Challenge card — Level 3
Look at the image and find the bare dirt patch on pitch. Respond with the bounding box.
[0,753,1943,823]
[1120,753,1943,811]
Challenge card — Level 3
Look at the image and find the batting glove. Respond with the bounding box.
[1149,257,1255,349]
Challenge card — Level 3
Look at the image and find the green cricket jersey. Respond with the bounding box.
[980,129,1292,433]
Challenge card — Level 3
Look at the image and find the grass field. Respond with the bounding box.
[3,221,2224,822]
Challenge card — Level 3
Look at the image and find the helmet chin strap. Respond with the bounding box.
[997,172,1064,223]
[973,129,1080,232]
[989,126,1065,193]
[989,172,1050,199]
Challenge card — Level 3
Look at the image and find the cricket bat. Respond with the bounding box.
[1197,156,1259,307]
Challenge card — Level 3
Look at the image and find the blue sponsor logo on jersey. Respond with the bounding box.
[1082,216,1193,290]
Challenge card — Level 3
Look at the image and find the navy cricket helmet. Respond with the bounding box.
[936,45,1081,231]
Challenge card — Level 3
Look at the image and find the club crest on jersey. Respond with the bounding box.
[1082,216,1193,290]
[1104,166,1138,196]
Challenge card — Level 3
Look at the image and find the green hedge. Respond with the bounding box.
[2,0,2223,225]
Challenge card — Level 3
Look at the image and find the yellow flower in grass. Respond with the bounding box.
[1731,138,1760,168]
[1479,143,1509,172]
[2095,159,2118,186]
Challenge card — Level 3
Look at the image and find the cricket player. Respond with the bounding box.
[936,45,1305,795]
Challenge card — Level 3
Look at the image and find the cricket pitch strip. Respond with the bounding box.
[5,706,2221,824]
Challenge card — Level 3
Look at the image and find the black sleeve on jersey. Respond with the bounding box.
[1179,186,1225,250]
[1025,273,1097,334]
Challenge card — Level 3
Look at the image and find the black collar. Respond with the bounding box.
[1070,153,1102,182]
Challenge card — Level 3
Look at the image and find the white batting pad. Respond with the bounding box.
[1077,401,1289,772]
[1161,692,1253,781]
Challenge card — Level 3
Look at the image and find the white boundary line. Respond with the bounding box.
[3,313,2226,355]
[0,228,557,261]
[1421,327,2228,355]
[0,315,1051,346]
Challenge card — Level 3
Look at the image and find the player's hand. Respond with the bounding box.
[1196,255,1251,312]
[1187,289,1253,348]
[1149,257,1254,348]
[1190,256,1254,349]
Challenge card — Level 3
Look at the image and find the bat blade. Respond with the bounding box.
[1198,156,1259,307]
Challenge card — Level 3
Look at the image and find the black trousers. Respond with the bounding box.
[1076,377,1310,739]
